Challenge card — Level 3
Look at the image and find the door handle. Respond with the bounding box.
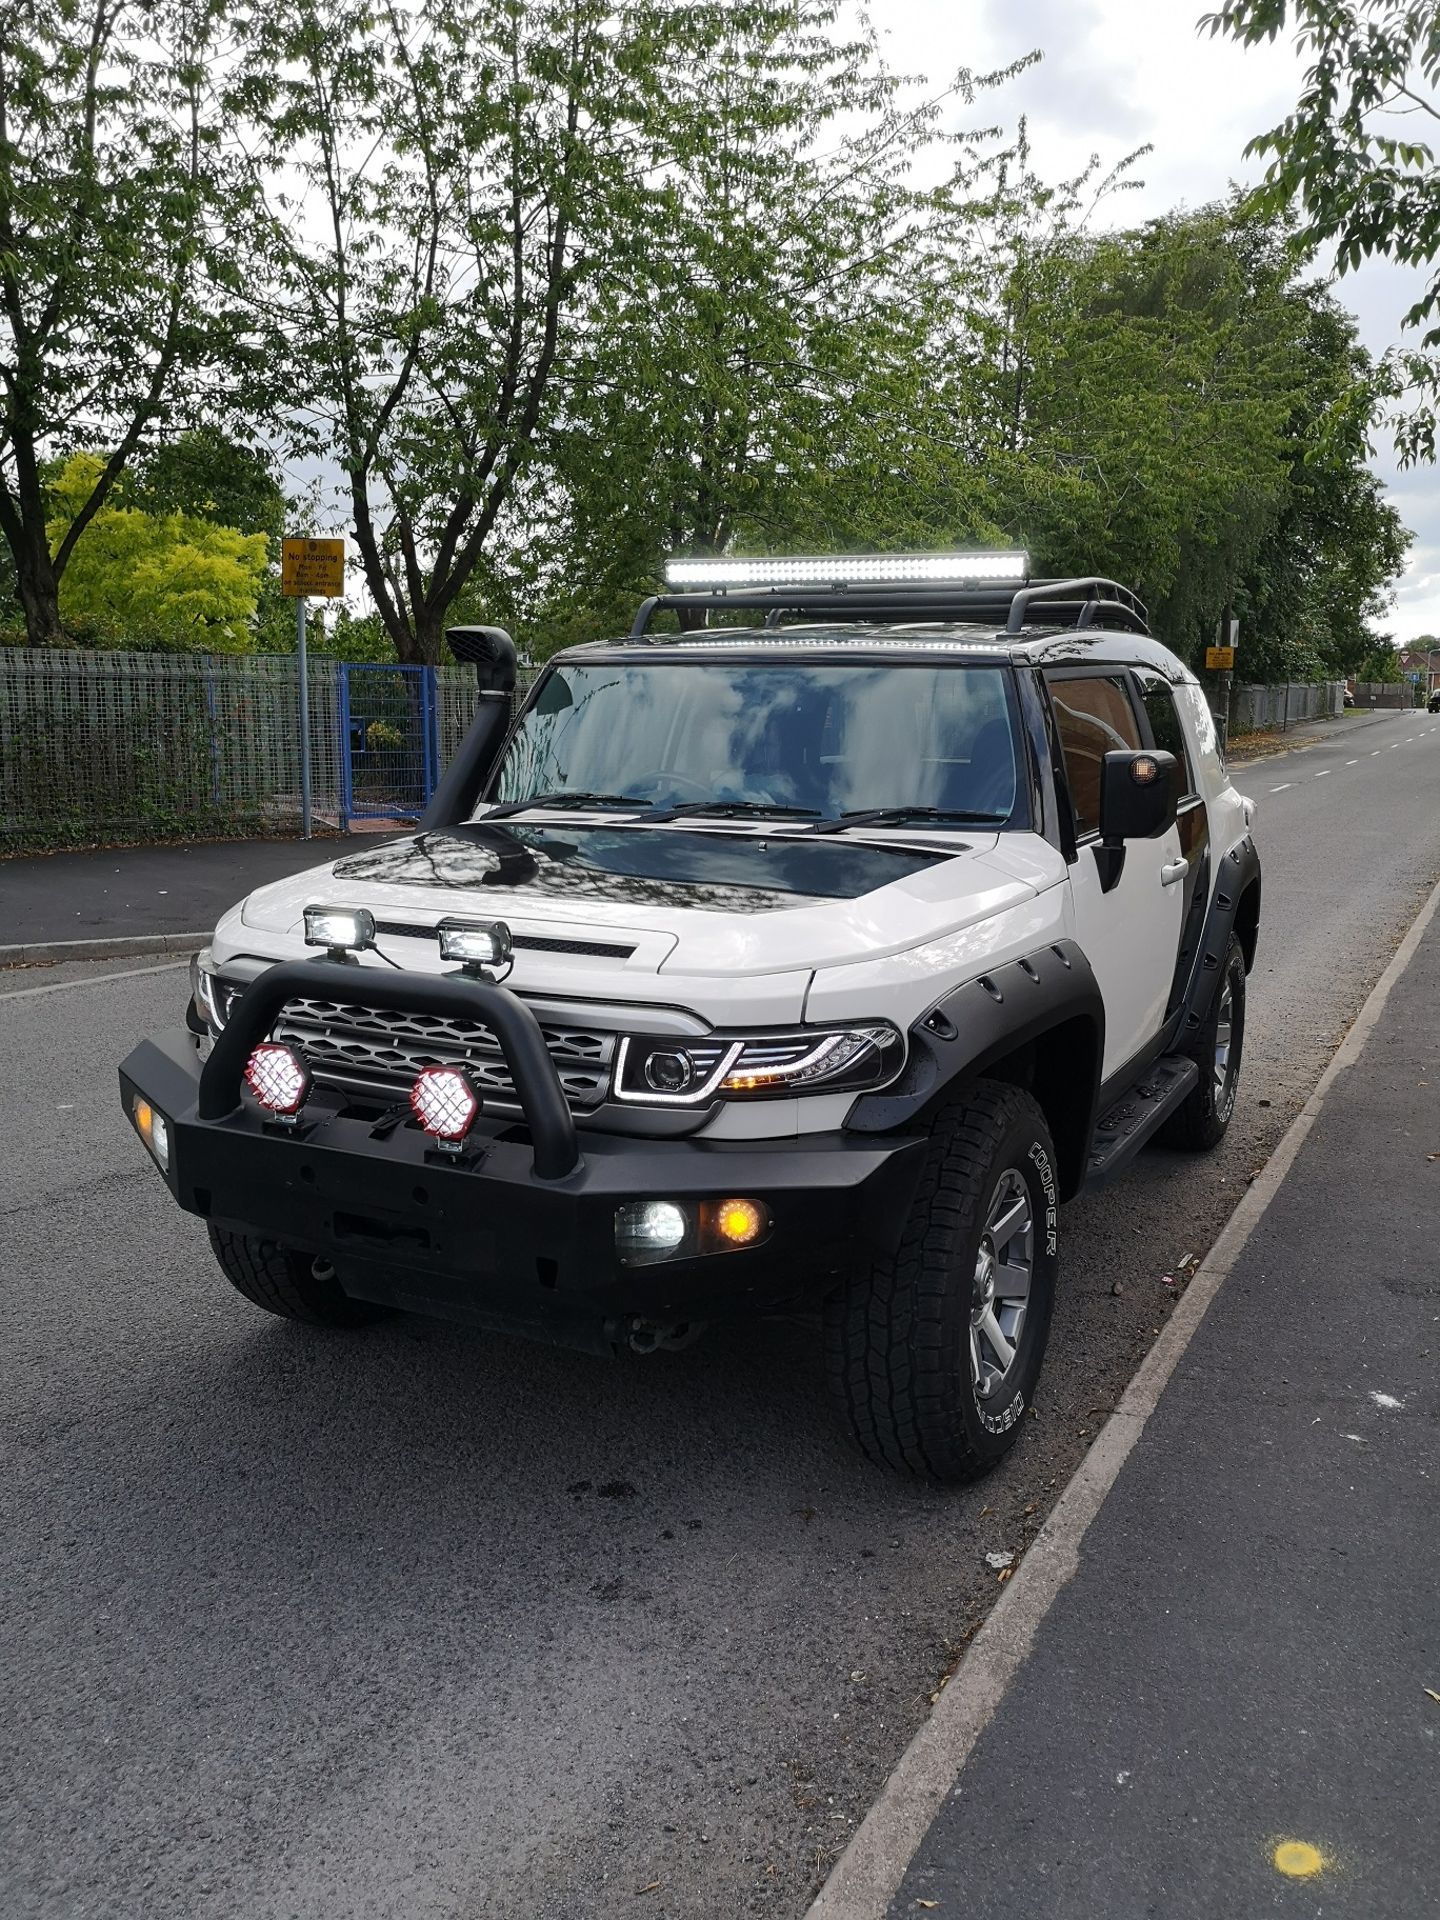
[1161,859,1188,886]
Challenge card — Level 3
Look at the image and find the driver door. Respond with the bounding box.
[1045,668,1185,1081]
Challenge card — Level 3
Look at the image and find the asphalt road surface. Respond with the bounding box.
[5,709,1440,1920]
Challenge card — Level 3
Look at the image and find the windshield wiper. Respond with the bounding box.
[801,806,1008,835]
[484,790,653,820]
[647,800,823,824]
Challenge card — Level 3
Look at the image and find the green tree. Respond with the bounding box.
[228,0,687,664]
[0,0,239,645]
[930,196,1407,676]
[1203,0,1440,459]
[543,8,1036,642]
[131,429,287,542]
[47,453,268,651]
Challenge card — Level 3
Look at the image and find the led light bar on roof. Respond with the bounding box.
[664,551,1029,589]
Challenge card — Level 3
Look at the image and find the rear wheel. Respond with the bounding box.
[823,1082,1059,1482]
[1160,934,1246,1151]
[207,1225,389,1327]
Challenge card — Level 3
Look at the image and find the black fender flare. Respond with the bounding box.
[1177,831,1260,1040]
[845,940,1105,1202]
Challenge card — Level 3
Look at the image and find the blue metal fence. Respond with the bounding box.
[337,663,441,830]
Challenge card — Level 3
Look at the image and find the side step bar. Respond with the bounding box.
[1084,1053,1199,1188]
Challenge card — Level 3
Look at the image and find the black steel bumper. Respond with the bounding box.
[118,962,927,1346]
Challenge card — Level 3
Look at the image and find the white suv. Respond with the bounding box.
[121,555,1260,1481]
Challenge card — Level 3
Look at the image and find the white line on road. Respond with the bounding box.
[0,960,188,1004]
[1345,759,1358,766]
[1314,770,1330,777]
[807,871,1440,1920]
[1269,783,1291,792]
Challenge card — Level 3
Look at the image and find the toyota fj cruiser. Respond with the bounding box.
[120,554,1260,1481]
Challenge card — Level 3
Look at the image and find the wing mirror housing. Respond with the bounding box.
[1099,749,1178,843]
[1094,750,1178,893]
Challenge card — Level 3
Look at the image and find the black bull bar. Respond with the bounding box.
[197,958,580,1180]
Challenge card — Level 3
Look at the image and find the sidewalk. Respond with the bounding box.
[0,837,343,952]
[887,910,1439,1915]
[1226,704,1407,763]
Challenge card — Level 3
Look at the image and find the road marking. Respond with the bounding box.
[806,869,1440,1920]
[1345,759,1358,766]
[1269,783,1291,792]
[1314,769,1330,777]
[1273,1842,1325,1879]
[0,960,188,1004]
[1373,749,1382,755]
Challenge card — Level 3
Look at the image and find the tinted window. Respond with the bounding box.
[490,662,1022,821]
[1048,674,1142,837]
[1135,670,1197,797]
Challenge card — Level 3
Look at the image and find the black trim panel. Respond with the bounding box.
[1177,831,1260,1039]
[845,940,1105,1199]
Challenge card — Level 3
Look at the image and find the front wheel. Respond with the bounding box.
[1160,934,1247,1151]
[823,1082,1059,1482]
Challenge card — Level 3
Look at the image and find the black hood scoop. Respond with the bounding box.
[331,820,950,915]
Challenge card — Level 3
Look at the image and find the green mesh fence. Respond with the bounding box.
[0,650,497,854]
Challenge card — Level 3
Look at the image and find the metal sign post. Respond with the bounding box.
[1206,611,1239,750]
[296,596,311,838]
[280,538,346,840]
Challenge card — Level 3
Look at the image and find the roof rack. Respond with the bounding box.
[628,576,1150,640]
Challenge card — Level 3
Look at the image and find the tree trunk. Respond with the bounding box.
[412,609,445,665]
[14,529,63,647]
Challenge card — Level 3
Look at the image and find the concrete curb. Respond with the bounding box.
[0,931,208,967]
[805,867,1440,1920]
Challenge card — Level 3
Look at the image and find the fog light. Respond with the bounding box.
[616,1200,689,1265]
[303,904,376,954]
[131,1095,171,1171]
[437,918,513,969]
[243,1043,311,1115]
[410,1065,480,1146]
[713,1198,764,1246]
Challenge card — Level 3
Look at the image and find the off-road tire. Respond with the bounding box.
[207,1225,389,1327]
[823,1081,1059,1482]
[1160,934,1246,1151]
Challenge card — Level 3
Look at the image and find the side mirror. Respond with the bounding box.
[1098,750,1178,845]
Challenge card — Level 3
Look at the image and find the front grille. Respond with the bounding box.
[272,995,617,1109]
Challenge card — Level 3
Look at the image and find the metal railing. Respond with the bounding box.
[1228,681,1347,736]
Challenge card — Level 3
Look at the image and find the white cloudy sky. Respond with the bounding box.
[863,0,1439,642]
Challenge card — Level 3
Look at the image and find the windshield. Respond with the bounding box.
[486,660,1023,824]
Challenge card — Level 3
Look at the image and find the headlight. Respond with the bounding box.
[190,953,238,1033]
[613,1023,903,1105]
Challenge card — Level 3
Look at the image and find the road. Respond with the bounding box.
[5,708,1440,1920]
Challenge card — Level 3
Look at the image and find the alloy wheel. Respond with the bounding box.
[969,1167,1034,1401]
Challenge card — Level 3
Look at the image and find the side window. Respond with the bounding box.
[1134,670,1198,798]
[1047,674,1142,838]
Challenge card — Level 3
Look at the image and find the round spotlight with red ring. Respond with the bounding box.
[410,1065,481,1145]
[243,1043,311,1115]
